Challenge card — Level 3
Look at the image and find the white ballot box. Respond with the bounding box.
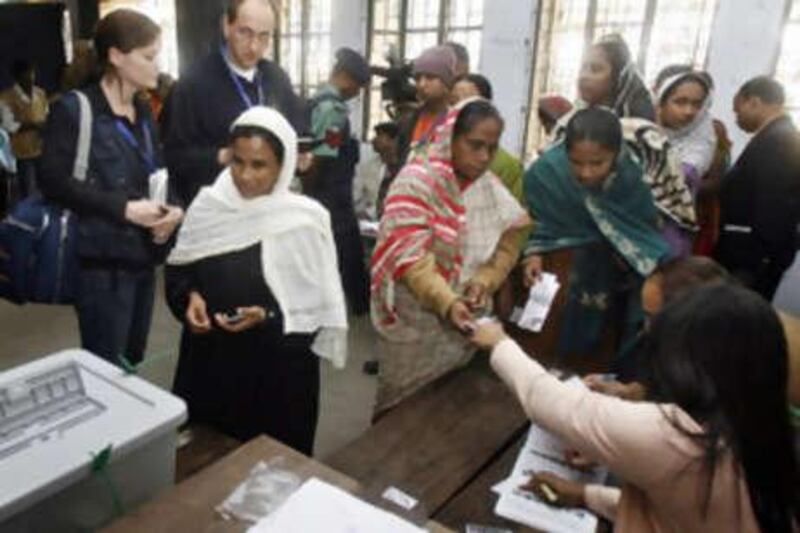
[0,349,187,532]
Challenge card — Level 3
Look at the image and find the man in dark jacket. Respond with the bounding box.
[164,0,307,206]
[716,76,800,300]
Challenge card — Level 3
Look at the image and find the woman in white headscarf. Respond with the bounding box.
[654,65,732,255]
[165,106,347,454]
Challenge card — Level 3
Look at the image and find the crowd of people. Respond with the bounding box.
[2,0,800,530]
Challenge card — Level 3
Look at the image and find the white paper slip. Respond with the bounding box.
[495,488,599,533]
[512,272,560,332]
[491,475,529,495]
[248,478,426,533]
[358,219,380,237]
[382,486,419,510]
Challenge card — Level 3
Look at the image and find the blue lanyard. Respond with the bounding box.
[222,47,264,109]
[115,119,156,174]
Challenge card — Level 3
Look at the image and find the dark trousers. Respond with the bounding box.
[75,266,155,366]
[16,158,38,198]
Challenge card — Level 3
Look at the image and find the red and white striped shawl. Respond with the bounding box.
[370,105,466,335]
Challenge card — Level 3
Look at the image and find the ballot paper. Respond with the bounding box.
[510,272,560,332]
[358,219,380,238]
[248,478,427,533]
[493,377,608,533]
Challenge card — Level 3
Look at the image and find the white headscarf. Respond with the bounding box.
[656,72,718,177]
[167,107,348,368]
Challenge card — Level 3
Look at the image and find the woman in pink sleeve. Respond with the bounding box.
[473,283,799,532]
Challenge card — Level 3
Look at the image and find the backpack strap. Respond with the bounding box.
[71,91,92,182]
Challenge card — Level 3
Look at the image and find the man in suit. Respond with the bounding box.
[716,76,800,300]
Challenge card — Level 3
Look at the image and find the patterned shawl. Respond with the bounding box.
[524,143,670,276]
[551,111,697,230]
[370,104,468,336]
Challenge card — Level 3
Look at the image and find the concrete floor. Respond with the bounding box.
[0,271,379,460]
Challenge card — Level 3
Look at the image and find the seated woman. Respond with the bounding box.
[522,107,670,361]
[472,284,799,532]
[371,99,529,413]
[654,65,732,256]
[165,107,347,454]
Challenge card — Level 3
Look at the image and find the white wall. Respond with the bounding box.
[479,0,540,156]
[703,0,788,159]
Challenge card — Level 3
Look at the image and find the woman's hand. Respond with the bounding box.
[447,299,475,333]
[151,205,184,244]
[520,472,586,508]
[522,254,544,287]
[125,199,167,228]
[217,147,232,166]
[214,306,268,334]
[297,152,314,173]
[583,375,647,401]
[186,291,212,334]
[463,280,489,312]
[564,448,597,471]
[470,320,508,350]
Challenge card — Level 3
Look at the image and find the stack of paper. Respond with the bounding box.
[248,478,426,533]
[510,272,560,332]
[492,378,607,533]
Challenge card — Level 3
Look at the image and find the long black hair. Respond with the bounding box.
[452,99,504,139]
[564,107,623,154]
[644,284,799,531]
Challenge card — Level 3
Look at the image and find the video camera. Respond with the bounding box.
[369,44,418,121]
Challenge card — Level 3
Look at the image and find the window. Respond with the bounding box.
[276,0,332,98]
[365,0,485,136]
[99,0,179,77]
[524,0,717,156]
[775,0,800,123]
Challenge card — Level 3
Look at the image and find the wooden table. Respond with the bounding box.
[103,435,453,533]
[326,355,530,519]
[434,435,537,532]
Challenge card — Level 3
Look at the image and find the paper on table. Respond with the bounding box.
[510,272,560,332]
[248,478,427,533]
[493,377,607,533]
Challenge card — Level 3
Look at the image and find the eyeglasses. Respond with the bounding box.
[233,26,272,45]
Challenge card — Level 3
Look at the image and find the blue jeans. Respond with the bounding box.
[75,266,155,366]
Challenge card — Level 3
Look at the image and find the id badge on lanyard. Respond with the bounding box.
[115,119,167,202]
[222,47,264,109]
[115,119,156,174]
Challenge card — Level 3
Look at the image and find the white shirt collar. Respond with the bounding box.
[224,52,257,82]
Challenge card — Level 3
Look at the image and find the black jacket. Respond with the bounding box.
[716,115,800,299]
[39,84,166,269]
[163,50,308,206]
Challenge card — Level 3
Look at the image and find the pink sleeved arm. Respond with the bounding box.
[490,338,686,485]
[584,484,621,522]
